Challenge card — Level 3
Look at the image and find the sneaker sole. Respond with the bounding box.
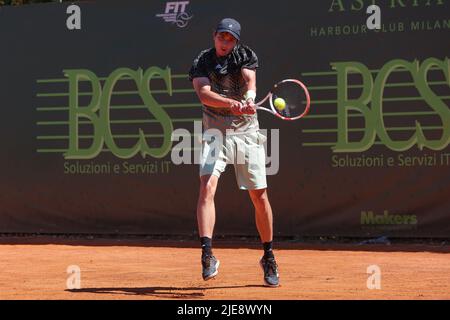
[203,260,220,281]
[259,260,280,287]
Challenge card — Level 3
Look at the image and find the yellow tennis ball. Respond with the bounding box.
[274,97,286,110]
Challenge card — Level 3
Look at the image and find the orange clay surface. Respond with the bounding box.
[0,237,449,300]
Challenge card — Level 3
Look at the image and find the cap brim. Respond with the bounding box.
[216,29,240,40]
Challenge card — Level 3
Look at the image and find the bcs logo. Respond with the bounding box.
[156,1,193,28]
[63,67,174,160]
[332,57,450,152]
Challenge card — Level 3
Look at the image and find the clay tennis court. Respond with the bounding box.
[1,237,449,300]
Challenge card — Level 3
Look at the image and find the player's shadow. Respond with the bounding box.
[66,285,265,299]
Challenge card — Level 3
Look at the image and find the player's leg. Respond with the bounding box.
[234,132,273,243]
[249,188,279,287]
[234,131,280,287]
[197,133,230,281]
[248,188,273,243]
[197,174,221,281]
[197,174,218,240]
[197,174,221,280]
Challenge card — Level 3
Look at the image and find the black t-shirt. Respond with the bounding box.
[189,44,260,134]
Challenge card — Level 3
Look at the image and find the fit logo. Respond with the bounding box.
[367,265,381,290]
[331,57,450,152]
[156,1,193,28]
[66,265,81,290]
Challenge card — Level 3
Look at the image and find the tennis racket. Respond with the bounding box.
[254,79,311,121]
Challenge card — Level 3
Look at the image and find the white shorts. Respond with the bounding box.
[199,130,267,190]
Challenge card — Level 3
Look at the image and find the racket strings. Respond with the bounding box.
[271,81,308,119]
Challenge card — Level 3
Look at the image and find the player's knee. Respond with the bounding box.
[199,178,217,201]
[250,189,268,204]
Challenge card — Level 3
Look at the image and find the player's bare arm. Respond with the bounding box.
[242,68,257,93]
[242,68,257,114]
[192,77,244,115]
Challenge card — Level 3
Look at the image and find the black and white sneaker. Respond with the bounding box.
[260,256,280,287]
[202,255,220,281]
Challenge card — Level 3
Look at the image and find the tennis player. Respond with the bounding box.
[189,18,279,287]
